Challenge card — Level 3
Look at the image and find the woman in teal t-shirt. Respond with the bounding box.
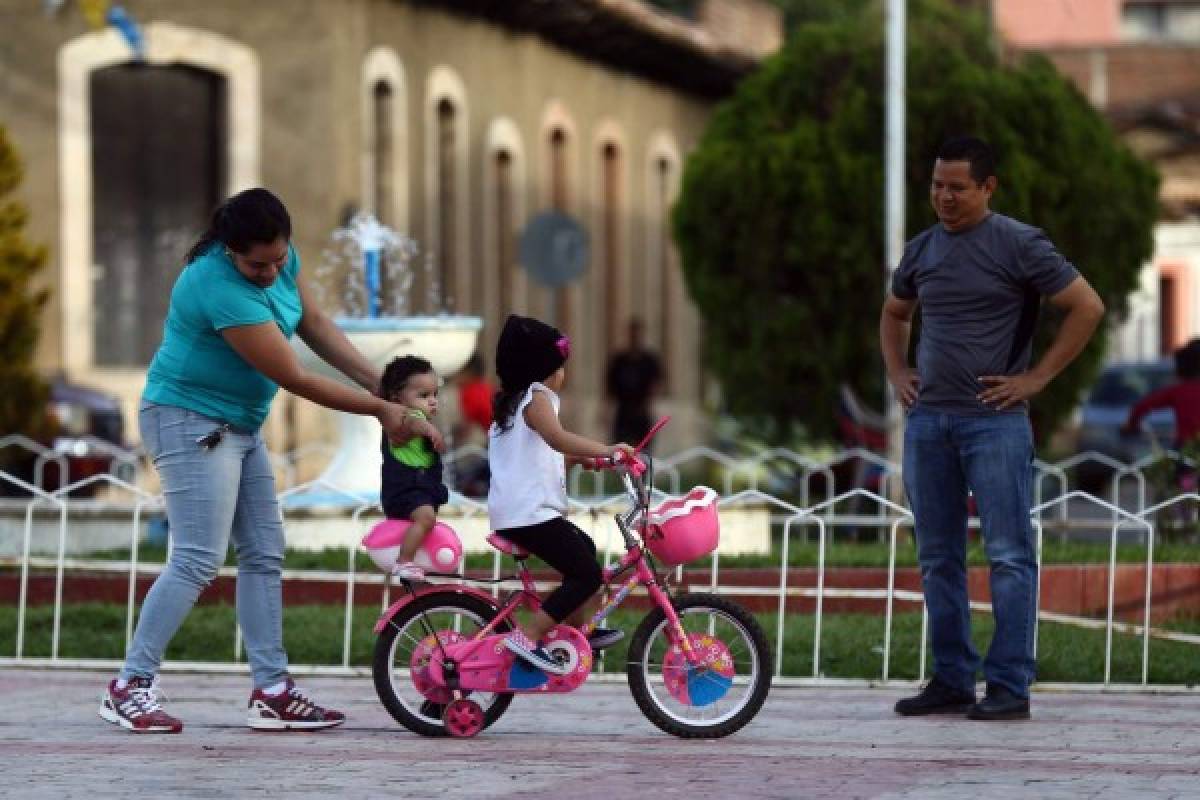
[98,189,440,735]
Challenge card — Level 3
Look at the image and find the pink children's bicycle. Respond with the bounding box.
[363,418,771,738]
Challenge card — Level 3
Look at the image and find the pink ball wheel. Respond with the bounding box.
[443,698,485,738]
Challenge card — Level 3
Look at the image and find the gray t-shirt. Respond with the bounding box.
[891,212,1079,415]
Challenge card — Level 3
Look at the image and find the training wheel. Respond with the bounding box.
[442,698,485,738]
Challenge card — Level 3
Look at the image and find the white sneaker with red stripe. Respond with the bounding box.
[246,678,345,731]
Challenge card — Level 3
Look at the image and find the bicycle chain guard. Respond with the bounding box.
[410,629,469,703]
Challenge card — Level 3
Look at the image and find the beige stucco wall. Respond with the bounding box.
[0,0,717,467]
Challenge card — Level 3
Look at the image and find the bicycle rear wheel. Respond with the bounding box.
[373,591,514,737]
[627,592,771,738]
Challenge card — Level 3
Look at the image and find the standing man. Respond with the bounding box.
[880,137,1104,720]
[606,317,663,446]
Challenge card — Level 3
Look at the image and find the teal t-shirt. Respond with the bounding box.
[143,243,303,431]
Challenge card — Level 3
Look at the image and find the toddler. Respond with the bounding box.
[380,355,450,580]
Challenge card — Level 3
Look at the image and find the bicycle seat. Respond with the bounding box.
[486,533,529,558]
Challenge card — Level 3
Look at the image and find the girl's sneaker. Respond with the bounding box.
[247,678,345,731]
[504,630,570,675]
[98,676,183,734]
[587,627,624,651]
[394,561,425,581]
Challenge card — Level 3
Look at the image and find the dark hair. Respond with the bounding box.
[185,187,292,264]
[381,355,435,400]
[936,136,996,185]
[1175,338,1200,380]
[492,386,523,434]
[491,315,568,433]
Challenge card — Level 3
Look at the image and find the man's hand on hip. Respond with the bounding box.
[888,368,920,409]
[977,373,1049,410]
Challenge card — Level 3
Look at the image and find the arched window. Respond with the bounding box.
[548,127,570,330]
[483,118,527,362]
[372,81,394,226]
[495,148,515,315]
[436,97,458,312]
[361,47,408,234]
[58,23,258,374]
[655,155,674,393]
[601,141,622,371]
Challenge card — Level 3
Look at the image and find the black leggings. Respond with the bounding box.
[498,517,603,623]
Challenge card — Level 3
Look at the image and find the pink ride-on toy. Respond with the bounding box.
[363,418,771,739]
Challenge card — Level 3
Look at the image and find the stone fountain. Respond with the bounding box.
[289,213,481,502]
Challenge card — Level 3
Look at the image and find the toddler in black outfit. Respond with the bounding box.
[380,355,450,580]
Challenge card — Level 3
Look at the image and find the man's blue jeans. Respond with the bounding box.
[122,402,289,688]
[903,409,1038,698]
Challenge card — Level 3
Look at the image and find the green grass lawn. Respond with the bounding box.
[73,536,1200,573]
[5,603,1197,686]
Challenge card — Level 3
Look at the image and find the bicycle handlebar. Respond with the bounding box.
[581,417,669,479]
[582,450,646,478]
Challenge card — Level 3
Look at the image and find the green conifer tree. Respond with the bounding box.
[0,125,51,473]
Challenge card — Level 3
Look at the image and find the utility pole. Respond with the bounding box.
[884,0,907,478]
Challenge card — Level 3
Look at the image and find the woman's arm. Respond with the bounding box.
[294,276,381,394]
[523,391,632,459]
[221,322,443,450]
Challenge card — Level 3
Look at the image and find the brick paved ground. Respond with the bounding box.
[1,669,1197,799]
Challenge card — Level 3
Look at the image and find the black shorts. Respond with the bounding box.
[381,464,449,520]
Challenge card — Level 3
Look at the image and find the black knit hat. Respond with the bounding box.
[495,315,569,390]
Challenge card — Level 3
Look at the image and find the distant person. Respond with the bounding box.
[379,355,450,581]
[98,188,440,735]
[448,353,494,496]
[880,137,1104,721]
[1122,338,1200,452]
[605,318,662,446]
[454,353,494,442]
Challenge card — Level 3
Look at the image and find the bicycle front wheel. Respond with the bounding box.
[627,592,771,738]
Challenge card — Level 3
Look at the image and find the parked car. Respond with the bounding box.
[1075,360,1176,489]
[48,376,129,488]
[0,376,128,496]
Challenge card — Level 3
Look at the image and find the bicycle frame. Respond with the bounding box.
[416,461,704,670]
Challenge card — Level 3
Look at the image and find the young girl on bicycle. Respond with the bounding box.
[488,314,633,674]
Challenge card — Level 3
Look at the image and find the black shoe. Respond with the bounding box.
[967,683,1030,720]
[894,675,976,716]
[587,627,624,651]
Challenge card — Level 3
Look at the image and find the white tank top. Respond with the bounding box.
[487,383,568,530]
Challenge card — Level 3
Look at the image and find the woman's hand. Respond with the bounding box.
[379,402,444,452]
[410,416,446,453]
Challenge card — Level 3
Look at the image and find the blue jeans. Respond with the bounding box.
[122,402,288,688]
[903,409,1038,698]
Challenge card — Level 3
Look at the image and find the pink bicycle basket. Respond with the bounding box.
[644,486,720,567]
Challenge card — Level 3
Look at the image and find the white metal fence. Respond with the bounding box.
[1,434,1197,690]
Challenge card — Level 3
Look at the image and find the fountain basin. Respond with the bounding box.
[288,314,482,504]
[291,315,483,382]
